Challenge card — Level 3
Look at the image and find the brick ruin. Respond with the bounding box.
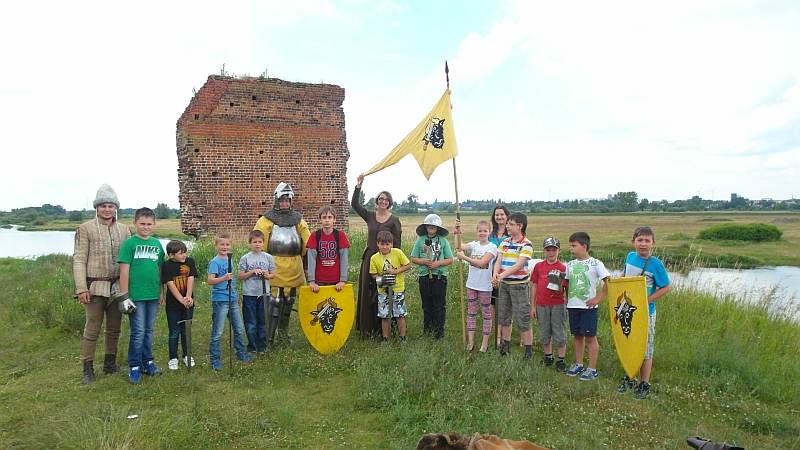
[176,75,349,238]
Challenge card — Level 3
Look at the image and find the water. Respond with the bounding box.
[2,227,799,318]
[0,226,190,259]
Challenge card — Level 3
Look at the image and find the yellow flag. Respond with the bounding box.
[365,89,458,179]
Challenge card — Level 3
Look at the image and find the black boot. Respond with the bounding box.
[103,354,118,374]
[81,360,95,384]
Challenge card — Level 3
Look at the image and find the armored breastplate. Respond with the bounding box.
[270,225,301,256]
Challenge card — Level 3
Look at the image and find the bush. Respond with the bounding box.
[68,211,84,222]
[699,223,782,242]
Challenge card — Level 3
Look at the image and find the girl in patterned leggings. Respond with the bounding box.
[455,220,498,352]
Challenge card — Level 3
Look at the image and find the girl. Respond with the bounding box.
[456,220,498,352]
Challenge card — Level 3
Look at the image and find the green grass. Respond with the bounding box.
[1,233,799,449]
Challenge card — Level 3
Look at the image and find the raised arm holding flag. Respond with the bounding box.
[362,61,467,346]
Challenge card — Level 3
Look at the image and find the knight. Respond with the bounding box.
[253,182,311,338]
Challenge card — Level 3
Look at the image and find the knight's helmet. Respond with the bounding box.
[273,182,295,209]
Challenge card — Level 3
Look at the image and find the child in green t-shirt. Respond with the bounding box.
[119,207,165,384]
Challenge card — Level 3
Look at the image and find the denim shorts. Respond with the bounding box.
[568,308,598,337]
[377,291,406,319]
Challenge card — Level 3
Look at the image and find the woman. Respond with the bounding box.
[489,205,511,348]
[73,184,131,384]
[351,173,402,337]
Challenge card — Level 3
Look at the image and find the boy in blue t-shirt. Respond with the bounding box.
[617,226,671,399]
[207,232,253,370]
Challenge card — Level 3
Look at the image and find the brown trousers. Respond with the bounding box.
[80,296,122,362]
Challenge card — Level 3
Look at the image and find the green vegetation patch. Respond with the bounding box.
[699,223,782,242]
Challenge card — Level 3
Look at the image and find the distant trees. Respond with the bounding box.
[154,203,171,219]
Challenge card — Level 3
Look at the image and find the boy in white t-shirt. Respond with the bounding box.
[455,220,498,353]
[564,231,610,381]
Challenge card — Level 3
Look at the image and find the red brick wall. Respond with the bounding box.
[176,76,349,238]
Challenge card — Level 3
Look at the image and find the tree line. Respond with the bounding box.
[352,191,800,214]
[0,203,179,227]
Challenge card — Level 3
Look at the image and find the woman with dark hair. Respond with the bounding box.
[351,173,402,337]
[489,205,511,347]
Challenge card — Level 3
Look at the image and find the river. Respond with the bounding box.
[1,227,798,319]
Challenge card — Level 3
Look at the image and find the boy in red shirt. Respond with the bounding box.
[306,206,350,292]
[531,236,568,372]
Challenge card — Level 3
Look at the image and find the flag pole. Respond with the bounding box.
[446,60,467,348]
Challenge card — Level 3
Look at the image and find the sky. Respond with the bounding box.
[1,0,798,211]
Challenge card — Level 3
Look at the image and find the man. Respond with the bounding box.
[73,184,131,383]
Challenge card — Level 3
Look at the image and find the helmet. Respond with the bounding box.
[274,182,294,201]
[542,236,560,249]
[415,213,449,237]
[273,182,295,209]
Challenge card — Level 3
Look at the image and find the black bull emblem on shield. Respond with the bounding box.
[613,291,638,338]
[423,117,445,149]
[310,297,344,334]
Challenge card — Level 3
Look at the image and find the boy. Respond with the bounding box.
[492,212,535,359]
[617,226,671,399]
[238,230,276,354]
[118,207,165,384]
[564,232,610,381]
[370,231,412,341]
[207,232,253,370]
[161,240,197,370]
[410,214,454,339]
[306,205,350,293]
[531,236,567,371]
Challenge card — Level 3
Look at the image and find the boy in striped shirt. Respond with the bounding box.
[492,212,535,359]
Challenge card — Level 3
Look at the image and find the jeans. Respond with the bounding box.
[242,295,267,352]
[419,275,447,339]
[127,300,158,368]
[209,300,248,363]
[165,306,194,360]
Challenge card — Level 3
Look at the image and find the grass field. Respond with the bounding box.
[1,231,799,449]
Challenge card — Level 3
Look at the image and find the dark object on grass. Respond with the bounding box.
[416,432,549,450]
[687,436,744,450]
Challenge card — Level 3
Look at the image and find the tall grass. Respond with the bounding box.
[1,232,799,449]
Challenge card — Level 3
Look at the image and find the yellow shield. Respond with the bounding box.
[607,276,649,378]
[298,284,355,355]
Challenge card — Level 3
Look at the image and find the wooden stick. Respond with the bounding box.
[452,157,466,347]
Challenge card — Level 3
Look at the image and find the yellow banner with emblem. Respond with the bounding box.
[298,284,355,355]
[607,276,649,379]
[364,89,458,180]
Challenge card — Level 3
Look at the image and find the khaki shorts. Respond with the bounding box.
[496,282,531,331]
[536,304,567,347]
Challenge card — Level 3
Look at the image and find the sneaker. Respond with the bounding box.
[183,356,196,367]
[617,376,637,393]
[168,358,179,370]
[499,340,510,356]
[540,355,555,366]
[237,353,254,363]
[555,359,567,373]
[128,366,141,384]
[523,346,533,360]
[211,359,222,371]
[634,381,651,399]
[566,363,584,377]
[579,368,599,381]
[143,360,162,376]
